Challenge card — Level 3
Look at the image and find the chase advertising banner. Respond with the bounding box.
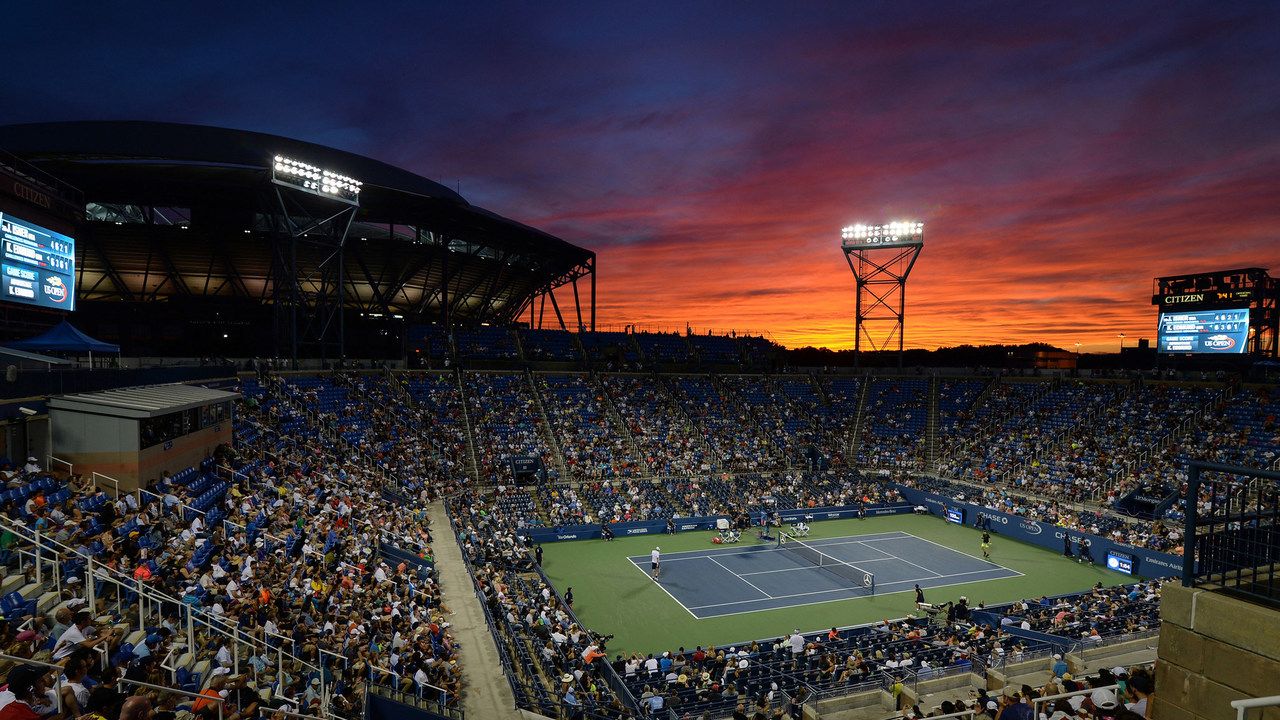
[892,484,1186,577]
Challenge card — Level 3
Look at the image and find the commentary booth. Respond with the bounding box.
[48,384,239,492]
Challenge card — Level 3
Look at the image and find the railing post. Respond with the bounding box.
[34,527,42,584]
[86,556,97,610]
[1182,462,1200,586]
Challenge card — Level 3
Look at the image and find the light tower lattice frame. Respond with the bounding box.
[841,222,924,368]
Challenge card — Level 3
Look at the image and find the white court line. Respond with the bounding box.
[860,532,1022,576]
[627,531,913,563]
[737,556,901,577]
[709,556,773,599]
[855,541,940,578]
[626,557,698,619]
[687,567,1022,618]
[686,566,1015,610]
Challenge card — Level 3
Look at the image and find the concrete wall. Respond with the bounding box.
[51,410,228,490]
[1156,583,1280,720]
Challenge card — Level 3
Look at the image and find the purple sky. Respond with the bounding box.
[4,2,1278,349]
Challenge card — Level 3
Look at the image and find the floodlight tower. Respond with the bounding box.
[267,155,363,366]
[841,221,924,369]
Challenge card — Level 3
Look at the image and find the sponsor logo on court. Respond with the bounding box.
[626,527,650,535]
[556,534,578,541]
[1018,521,1042,535]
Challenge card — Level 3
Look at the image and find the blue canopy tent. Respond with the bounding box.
[5,320,120,368]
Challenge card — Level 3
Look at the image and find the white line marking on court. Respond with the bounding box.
[687,567,1023,618]
[626,557,698,619]
[709,557,773,598]
[628,531,913,563]
[686,566,1015,610]
[737,556,900,577]
[860,532,1021,575]
[855,541,940,577]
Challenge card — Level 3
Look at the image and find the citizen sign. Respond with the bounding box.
[1164,294,1205,304]
[13,182,53,209]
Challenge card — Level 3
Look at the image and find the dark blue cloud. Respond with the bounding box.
[1,1,1278,348]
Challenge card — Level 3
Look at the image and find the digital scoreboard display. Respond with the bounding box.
[2,212,75,311]
[1158,308,1248,354]
[1106,550,1136,576]
[945,507,965,524]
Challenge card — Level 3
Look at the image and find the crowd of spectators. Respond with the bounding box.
[464,373,557,483]
[902,476,1184,553]
[1,375,463,720]
[537,375,640,480]
[903,663,1155,720]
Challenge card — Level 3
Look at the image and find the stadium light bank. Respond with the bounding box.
[271,155,362,204]
[840,221,924,248]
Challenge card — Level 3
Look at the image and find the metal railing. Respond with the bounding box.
[1231,695,1280,720]
[1181,460,1280,608]
[115,677,226,720]
[0,652,66,714]
[1032,684,1120,717]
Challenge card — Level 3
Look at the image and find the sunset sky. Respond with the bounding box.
[4,2,1278,350]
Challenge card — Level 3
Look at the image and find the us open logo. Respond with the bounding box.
[42,275,68,303]
[1204,335,1235,350]
[1018,521,1042,535]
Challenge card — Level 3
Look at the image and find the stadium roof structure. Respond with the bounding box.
[0,121,595,358]
[49,383,240,418]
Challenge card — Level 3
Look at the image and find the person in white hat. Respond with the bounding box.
[650,546,661,578]
[23,456,41,474]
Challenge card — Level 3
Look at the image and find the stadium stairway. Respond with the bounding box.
[848,380,871,462]
[926,375,939,472]
[525,370,570,479]
[591,374,646,463]
[424,501,521,720]
[453,369,483,483]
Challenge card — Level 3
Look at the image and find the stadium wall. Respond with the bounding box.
[892,484,1187,577]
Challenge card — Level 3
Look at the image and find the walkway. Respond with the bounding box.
[426,501,523,720]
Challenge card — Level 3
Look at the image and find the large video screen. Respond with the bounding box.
[1158,308,1248,354]
[1,212,75,311]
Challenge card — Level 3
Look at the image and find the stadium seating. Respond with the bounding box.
[520,329,583,362]
[633,332,693,363]
[857,379,929,470]
[454,326,521,360]
[7,368,1257,720]
[599,374,708,476]
[578,332,641,365]
[464,372,557,482]
[687,334,740,365]
[536,374,640,479]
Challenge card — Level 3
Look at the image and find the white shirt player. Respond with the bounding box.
[650,548,660,565]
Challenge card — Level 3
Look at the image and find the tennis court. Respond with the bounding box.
[628,530,1020,618]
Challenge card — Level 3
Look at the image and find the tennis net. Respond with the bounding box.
[779,532,875,593]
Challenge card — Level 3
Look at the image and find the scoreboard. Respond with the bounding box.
[1,211,76,311]
[1158,308,1248,354]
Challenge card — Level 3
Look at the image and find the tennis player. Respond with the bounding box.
[651,546,661,578]
[981,530,992,559]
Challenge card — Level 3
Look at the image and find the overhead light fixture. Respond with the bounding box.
[271,154,362,204]
[841,221,924,247]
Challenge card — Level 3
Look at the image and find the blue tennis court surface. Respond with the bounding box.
[629,531,1021,618]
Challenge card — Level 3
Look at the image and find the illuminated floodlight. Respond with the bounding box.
[271,154,362,204]
[840,220,923,247]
